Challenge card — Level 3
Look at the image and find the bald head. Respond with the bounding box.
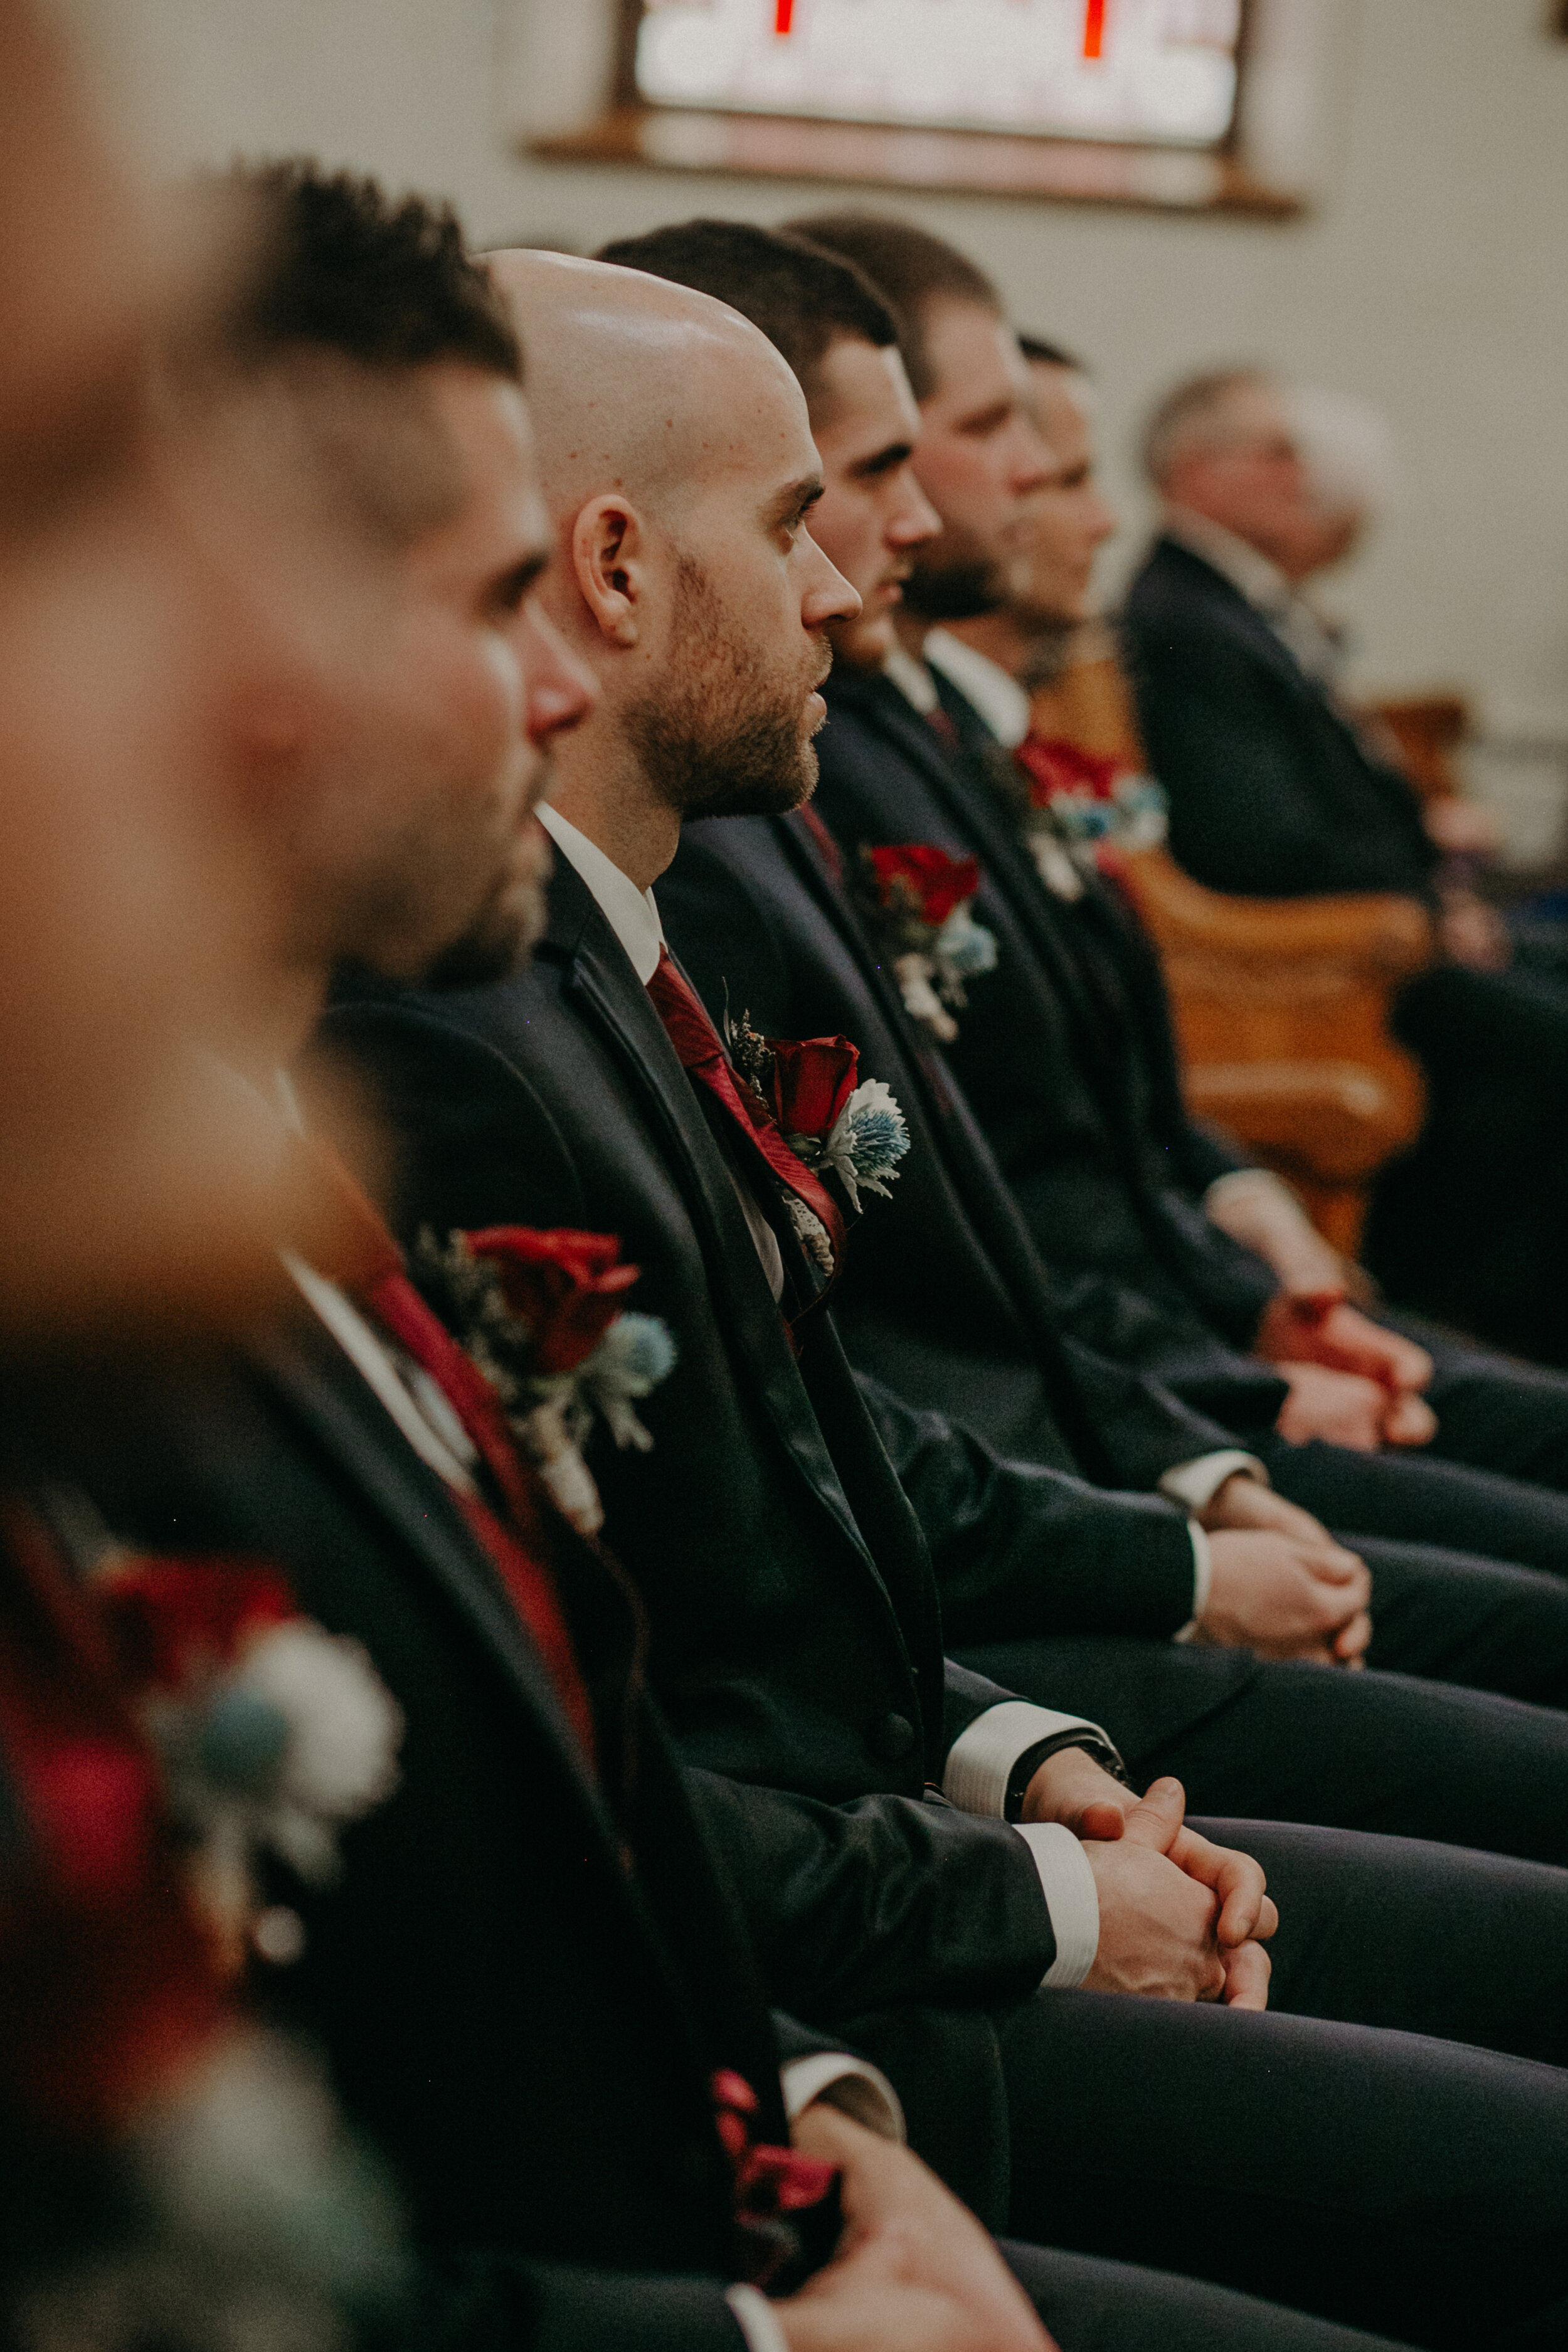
[483,248,812,529]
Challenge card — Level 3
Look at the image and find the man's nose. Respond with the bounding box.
[524,601,597,744]
[800,529,861,627]
[888,478,941,551]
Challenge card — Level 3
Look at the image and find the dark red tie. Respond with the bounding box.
[645,947,845,1274]
[792,802,843,883]
[926,703,961,752]
[295,1138,600,1774]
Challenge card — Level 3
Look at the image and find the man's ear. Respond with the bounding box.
[571,494,649,649]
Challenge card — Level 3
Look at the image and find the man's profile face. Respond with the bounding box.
[903,301,1053,622]
[287,363,595,987]
[806,336,940,672]
[627,351,859,818]
[1164,381,1330,578]
[1012,360,1118,627]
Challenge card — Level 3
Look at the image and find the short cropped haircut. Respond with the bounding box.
[1019,332,1085,373]
[1142,366,1272,486]
[784,212,1000,400]
[226,159,521,381]
[593,218,898,409]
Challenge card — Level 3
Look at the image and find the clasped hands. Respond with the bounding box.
[1022,1745,1276,2011]
[1257,1289,1437,1454]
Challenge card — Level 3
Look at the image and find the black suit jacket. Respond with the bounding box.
[315,863,1061,2006]
[52,1309,812,2352]
[1122,534,1439,901]
[657,808,1219,1639]
[810,664,1289,1435]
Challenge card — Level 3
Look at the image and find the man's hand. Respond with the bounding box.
[1256,1293,1434,1404]
[1199,1474,1333,1544]
[1198,1528,1372,1663]
[1439,886,1511,972]
[1273,1360,1436,1451]
[776,2104,1055,2352]
[1079,1780,1273,2006]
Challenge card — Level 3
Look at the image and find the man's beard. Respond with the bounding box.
[625,553,827,820]
[421,793,555,992]
[902,519,1015,624]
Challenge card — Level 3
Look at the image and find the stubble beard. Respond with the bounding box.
[625,553,827,822]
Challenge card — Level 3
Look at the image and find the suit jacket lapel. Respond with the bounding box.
[544,867,882,1582]
[248,1315,612,1804]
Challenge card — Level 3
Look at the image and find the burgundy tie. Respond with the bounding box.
[926,704,961,752]
[294,1137,600,1774]
[645,947,846,1274]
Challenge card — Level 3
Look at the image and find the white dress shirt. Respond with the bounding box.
[543,805,1122,1986]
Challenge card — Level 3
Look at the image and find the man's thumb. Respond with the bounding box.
[1122,1776,1186,1851]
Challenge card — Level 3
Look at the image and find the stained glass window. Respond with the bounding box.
[634,0,1245,151]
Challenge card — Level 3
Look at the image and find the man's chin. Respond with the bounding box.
[420,878,548,992]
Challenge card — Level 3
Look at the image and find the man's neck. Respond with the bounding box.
[548,734,679,893]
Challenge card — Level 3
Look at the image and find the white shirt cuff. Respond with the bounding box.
[1014,1822,1101,1989]
[1173,1520,1213,1645]
[942,1698,1114,1819]
[780,2052,905,2143]
[1203,1167,1290,1215]
[1158,1449,1269,1515]
[726,2285,790,2352]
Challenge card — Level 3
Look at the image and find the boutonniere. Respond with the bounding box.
[1013,738,1168,877]
[854,843,999,1043]
[95,1555,403,1971]
[412,1225,677,1536]
[725,1014,910,1237]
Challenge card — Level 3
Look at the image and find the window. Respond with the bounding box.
[635,0,1245,152]
[526,0,1335,214]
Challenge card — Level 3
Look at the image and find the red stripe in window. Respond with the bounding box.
[1083,0,1106,58]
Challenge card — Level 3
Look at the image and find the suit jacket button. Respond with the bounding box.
[874,1712,915,1761]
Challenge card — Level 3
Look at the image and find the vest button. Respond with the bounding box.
[873,1711,916,1762]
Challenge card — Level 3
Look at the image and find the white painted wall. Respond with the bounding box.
[73,0,1568,835]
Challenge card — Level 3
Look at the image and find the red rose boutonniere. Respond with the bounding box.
[1012,736,1168,889]
[724,1019,909,1249]
[854,843,999,1044]
[412,1225,677,1535]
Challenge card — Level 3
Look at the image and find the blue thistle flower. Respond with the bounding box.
[595,1312,678,1389]
[847,1099,910,1179]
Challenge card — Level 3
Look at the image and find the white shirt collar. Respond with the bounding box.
[1160,506,1293,617]
[881,641,940,715]
[538,802,665,985]
[923,630,1031,750]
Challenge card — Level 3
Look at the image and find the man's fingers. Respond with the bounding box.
[1334,1609,1374,1663]
[1170,1826,1270,1945]
[1382,1391,1439,1447]
[1303,1543,1370,1591]
[1221,1939,1273,2010]
[1121,1776,1187,1852]
[1075,1799,1127,1843]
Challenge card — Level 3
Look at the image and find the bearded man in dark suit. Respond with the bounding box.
[1123,366,1568,1359]
[794,208,1568,1564]
[313,241,1568,2349]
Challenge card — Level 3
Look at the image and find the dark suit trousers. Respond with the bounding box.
[1366,961,1568,1364]
[961,1529,1568,1860]
[1002,2242,1411,2352]
[996,1820,1568,2349]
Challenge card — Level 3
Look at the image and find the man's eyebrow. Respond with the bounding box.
[851,438,916,480]
[956,397,1014,437]
[489,546,552,607]
[765,470,825,529]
